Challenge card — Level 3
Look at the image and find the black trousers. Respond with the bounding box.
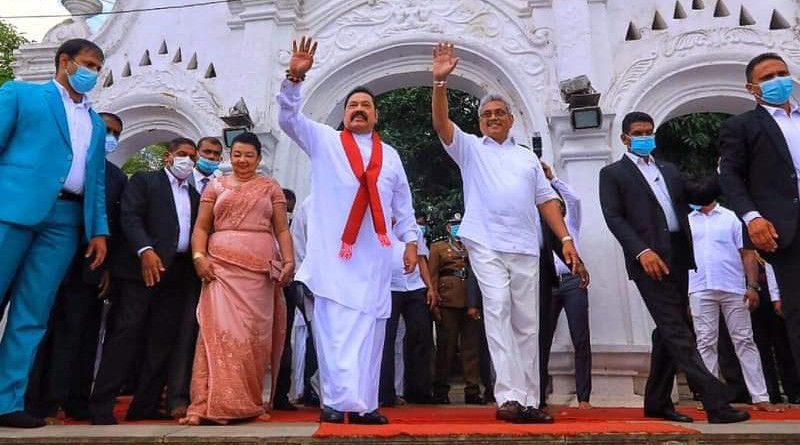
[545,273,592,403]
[273,281,315,405]
[751,290,800,400]
[539,271,554,406]
[379,288,433,404]
[766,220,800,383]
[634,233,734,414]
[25,272,106,418]
[89,257,197,418]
[165,280,200,411]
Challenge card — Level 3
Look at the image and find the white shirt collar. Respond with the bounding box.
[691,203,720,217]
[52,79,92,109]
[164,168,189,188]
[481,135,516,147]
[760,101,800,117]
[625,151,655,165]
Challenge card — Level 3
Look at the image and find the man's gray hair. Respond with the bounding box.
[478,93,512,115]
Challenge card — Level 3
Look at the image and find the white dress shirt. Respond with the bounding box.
[625,152,680,232]
[765,263,781,303]
[688,204,746,295]
[743,103,800,225]
[390,226,428,292]
[551,178,582,275]
[53,80,93,195]
[290,195,311,272]
[192,167,222,195]
[136,168,192,257]
[277,79,418,317]
[443,124,558,256]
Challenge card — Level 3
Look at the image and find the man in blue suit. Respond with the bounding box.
[0,38,108,428]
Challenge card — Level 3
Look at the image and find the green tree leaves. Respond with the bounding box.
[122,143,168,176]
[375,87,479,237]
[656,112,729,181]
[0,20,29,86]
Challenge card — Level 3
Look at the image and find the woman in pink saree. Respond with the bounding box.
[180,132,294,425]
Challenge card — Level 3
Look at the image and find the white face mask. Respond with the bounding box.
[170,156,195,180]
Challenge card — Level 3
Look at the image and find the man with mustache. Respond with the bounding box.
[277,37,418,425]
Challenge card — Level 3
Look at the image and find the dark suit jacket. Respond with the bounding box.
[719,105,800,248]
[62,161,128,286]
[116,169,200,282]
[599,155,719,280]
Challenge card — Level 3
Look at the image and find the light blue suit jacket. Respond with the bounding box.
[0,80,108,240]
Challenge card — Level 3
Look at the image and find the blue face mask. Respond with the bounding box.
[449,224,460,238]
[758,76,794,106]
[689,204,702,211]
[196,157,220,175]
[629,135,656,157]
[67,60,98,94]
[104,134,118,154]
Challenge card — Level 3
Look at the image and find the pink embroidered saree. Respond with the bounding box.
[186,176,287,422]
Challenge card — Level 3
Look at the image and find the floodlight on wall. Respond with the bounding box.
[559,75,603,130]
[221,97,254,147]
[223,127,247,148]
[221,97,254,129]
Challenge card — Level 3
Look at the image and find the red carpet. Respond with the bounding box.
[61,397,800,438]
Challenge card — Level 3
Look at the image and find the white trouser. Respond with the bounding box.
[464,239,541,408]
[313,297,386,414]
[689,289,769,403]
[394,316,406,397]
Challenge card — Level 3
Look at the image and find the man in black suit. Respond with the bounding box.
[719,52,800,374]
[599,111,748,424]
[88,138,200,425]
[25,112,128,421]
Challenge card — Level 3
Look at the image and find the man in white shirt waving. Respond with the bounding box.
[277,37,418,425]
[687,201,780,412]
[431,42,586,424]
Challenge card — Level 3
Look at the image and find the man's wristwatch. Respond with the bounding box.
[747,281,761,291]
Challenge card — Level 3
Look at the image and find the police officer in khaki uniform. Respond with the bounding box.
[429,214,483,404]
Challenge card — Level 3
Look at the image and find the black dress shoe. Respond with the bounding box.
[0,411,46,428]
[495,401,524,422]
[465,394,485,405]
[90,415,118,425]
[788,395,800,404]
[707,407,750,424]
[515,407,554,424]
[484,391,495,404]
[645,409,694,423]
[432,394,450,405]
[348,410,388,425]
[319,406,345,424]
[273,398,299,411]
[769,395,785,404]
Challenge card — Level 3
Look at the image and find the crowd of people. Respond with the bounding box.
[0,36,798,429]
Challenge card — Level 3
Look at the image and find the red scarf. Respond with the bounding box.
[339,129,391,259]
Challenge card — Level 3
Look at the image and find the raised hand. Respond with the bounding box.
[289,36,318,78]
[433,41,459,81]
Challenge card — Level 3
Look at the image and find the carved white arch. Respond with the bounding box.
[608,29,800,155]
[271,37,552,197]
[104,92,208,166]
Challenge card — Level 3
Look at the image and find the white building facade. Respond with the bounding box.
[13,0,800,405]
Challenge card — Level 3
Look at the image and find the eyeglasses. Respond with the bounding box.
[480,109,509,119]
